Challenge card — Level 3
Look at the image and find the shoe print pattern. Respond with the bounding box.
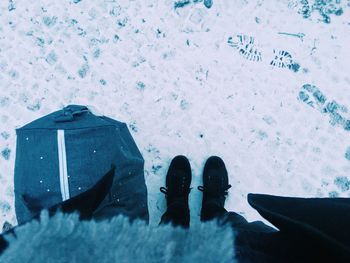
[298,0,344,24]
[270,49,300,72]
[270,50,291,68]
[287,1,299,9]
[298,84,327,111]
[298,84,350,131]
[227,35,301,72]
[227,35,262,62]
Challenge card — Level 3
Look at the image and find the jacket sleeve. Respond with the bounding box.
[247,193,350,262]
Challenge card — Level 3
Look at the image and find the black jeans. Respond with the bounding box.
[160,201,190,228]
[160,203,294,263]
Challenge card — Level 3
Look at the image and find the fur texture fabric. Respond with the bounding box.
[1,212,236,263]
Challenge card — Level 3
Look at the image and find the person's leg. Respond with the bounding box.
[159,155,192,228]
[198,156,276,230]
[198,157,289,262]
[198,156,232,222]
[160,202,190,227]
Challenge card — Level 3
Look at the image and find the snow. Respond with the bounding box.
[0,0,350,227]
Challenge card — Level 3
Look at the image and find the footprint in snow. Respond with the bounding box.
[270,50,293,68]
[227,35,262,62]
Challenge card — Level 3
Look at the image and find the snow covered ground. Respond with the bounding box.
[0,0,350,227]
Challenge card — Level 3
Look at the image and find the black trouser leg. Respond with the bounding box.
[160,201,190,228]
[200,201,275,233]
[200,201,228,222]
[200,203,291,263]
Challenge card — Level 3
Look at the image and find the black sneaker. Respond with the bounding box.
[160,155,192,227]
[198,156,231,221]
[160,155,192,207]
